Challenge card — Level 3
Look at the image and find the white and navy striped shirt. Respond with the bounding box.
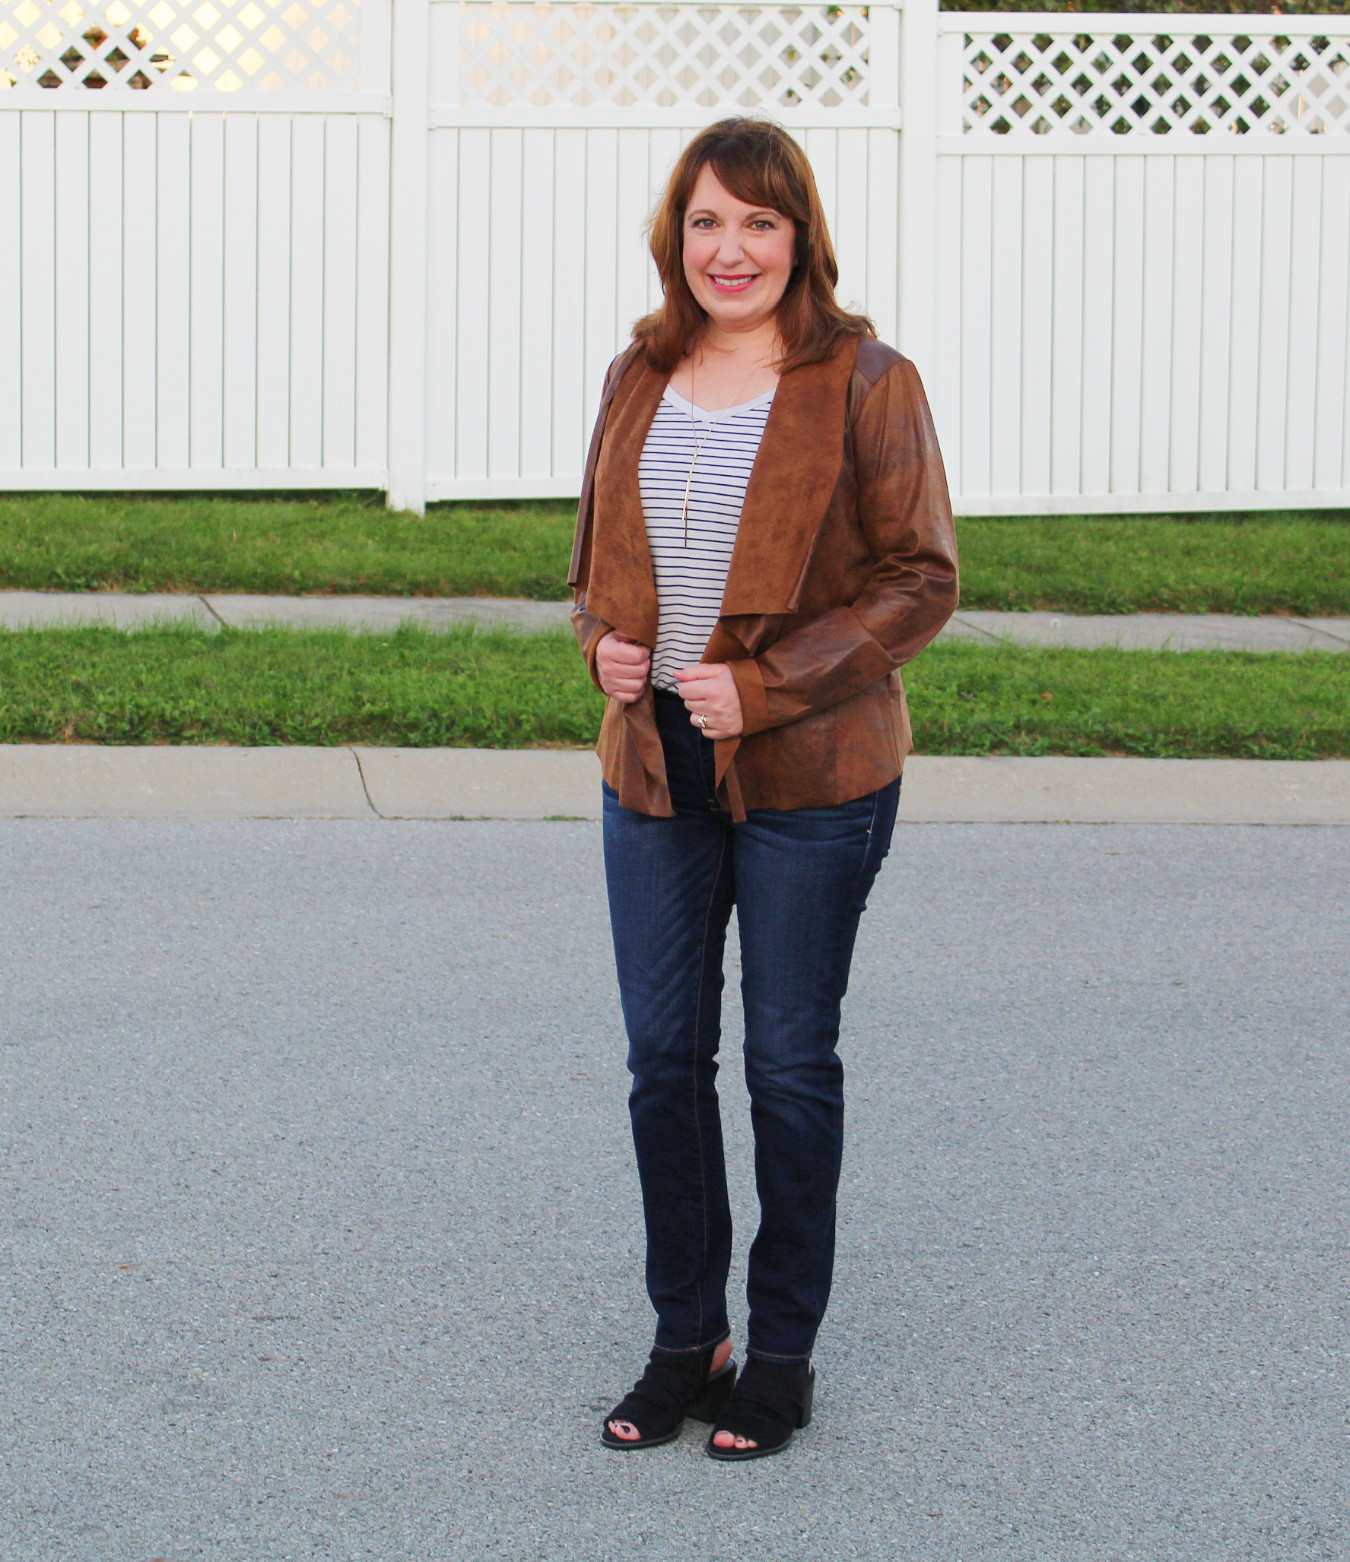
[639,384,775,692]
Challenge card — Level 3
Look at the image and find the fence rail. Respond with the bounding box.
[3,0,1348,513]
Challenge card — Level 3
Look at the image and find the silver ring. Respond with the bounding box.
[698,713,709,730]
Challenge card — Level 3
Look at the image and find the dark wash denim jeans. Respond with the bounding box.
[602,688,899,1363]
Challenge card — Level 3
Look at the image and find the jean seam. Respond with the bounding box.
[843,787,884,921]
[652,1326,731,1357]
[690,827,730,1349]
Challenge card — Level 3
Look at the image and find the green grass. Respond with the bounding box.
[1,624,1344,759]
[0,492,577,600]
[955,512,1350,616]
[912,640,1348,759]
[0,624,602,748]
[3,493,1348,615]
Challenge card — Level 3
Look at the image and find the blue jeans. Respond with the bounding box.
[602,688,899,1363]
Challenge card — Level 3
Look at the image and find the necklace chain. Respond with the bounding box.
[679,358,765,547]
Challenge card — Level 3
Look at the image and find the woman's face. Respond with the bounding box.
[681,164,797,336]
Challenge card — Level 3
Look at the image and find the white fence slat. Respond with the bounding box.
[1138,155,1175,496]
[288,114,327,470]
[1167,157,1204,494]
[487,129,524,478]
[1019,155,1053,498]
[120,112,157,471]
[1313,163,1350,490]
[583,129,621,426]
[321,114,359,471]
[54,111,90,470]
[20,113,57,469]
[1079,158,1115,495]
[385,0,429,509]
[550,128,589,481]
[84,113,119,469]
[425,129,460,485]
[1256,156,1294,492]
[222,115,260,471]
[1196,157,1235,495]
[0,115,21,469]
[988,154,1022,496]
[518,128,556,480]
[615,130,653,351]
[833,129,871,318]
[1283,155,1322,493]
[1226,158,1264,493]
[897,0,937,370]
[255,116,294,471]
[1049,156,1084,496]
[454,127,492,481]
[958,155,992,498]
[189,114,226,470]
[1109,155,1145,494]
[865,126,899,348]
[931,154,963,482]
[155,114,191,470]
[354,115,390,475]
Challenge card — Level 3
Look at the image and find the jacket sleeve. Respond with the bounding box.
[726,358,959,737]
[568,352,631,692]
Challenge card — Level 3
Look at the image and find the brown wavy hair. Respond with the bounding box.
[633,117,874,375]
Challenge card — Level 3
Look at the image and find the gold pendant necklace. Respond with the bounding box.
[680,359,764,547]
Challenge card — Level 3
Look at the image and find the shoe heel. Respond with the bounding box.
[686,1362,737,1424]
[797,1368,816,1429]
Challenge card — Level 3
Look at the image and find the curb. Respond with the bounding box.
[1,747,1348,824]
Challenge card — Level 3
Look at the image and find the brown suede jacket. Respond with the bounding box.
[569,333,959,820]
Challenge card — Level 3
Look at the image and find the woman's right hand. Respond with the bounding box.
[595,631,651,703]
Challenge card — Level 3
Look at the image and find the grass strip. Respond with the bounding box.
[955,512,1350,615]
[0,492,575,601]
[3,493,1349,616]
[0,624,1345,759]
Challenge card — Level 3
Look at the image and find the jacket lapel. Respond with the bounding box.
[718,337,857,619]
[582,357,667,648]
[582,335,856,651]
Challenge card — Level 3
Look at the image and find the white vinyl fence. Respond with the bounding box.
[3,0,1349,513]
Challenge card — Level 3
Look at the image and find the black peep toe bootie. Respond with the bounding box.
[601,1342,737,1450]
[705,1357,815,1461]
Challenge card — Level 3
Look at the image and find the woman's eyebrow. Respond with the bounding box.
[685,206,782,220]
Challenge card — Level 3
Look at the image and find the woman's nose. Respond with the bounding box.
[714,230,746,265]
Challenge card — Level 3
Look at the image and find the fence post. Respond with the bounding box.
[897,0,939,377]
[386,0,431,513]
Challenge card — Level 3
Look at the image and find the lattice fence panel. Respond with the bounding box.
[963,27,1350,137]
[0,0,360,91]
[457,1,869,110]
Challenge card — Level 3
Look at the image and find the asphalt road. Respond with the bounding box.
[1,820,1346,1562]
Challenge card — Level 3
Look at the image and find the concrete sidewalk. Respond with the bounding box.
[2,588,1348,651]
[2,745,1348,823]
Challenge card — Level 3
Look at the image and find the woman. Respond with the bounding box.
[570,118,958,1460]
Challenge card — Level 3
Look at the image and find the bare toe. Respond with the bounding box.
[608,1419,641,1442]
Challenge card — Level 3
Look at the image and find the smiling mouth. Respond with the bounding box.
[709,274,758,291]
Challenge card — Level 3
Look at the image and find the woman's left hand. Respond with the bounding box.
[674,662,744,740]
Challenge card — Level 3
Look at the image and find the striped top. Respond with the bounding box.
[639,383,776,692]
